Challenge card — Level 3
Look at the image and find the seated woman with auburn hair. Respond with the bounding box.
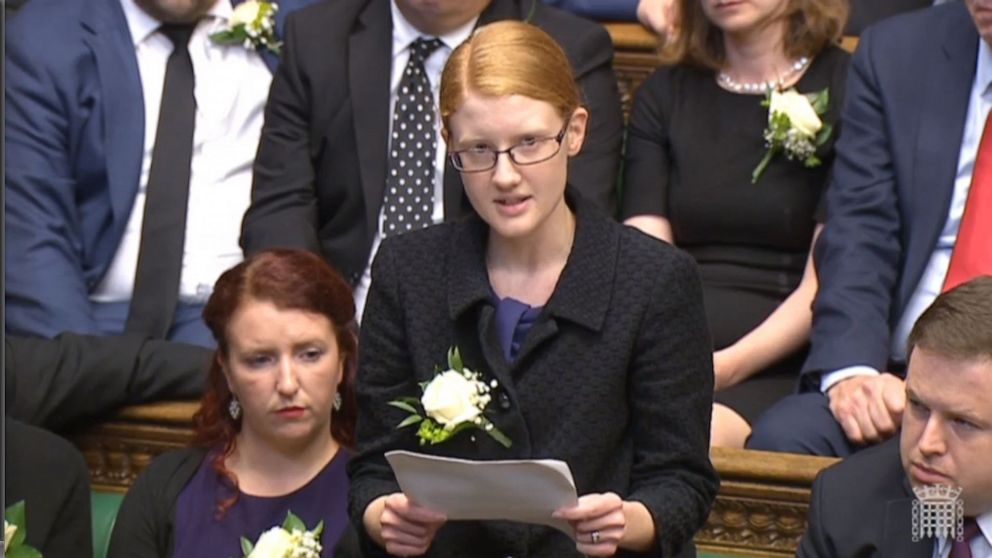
[350,20,717,558]
[622,0,850,448]
[108,249,360,558]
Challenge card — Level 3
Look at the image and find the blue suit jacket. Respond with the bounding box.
[3,0,315,338]
[802,2,978,380]
[540,0,639,21]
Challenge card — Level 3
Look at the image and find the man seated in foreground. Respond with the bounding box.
[799,276,992,557]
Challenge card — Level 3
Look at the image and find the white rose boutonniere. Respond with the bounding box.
[4,501,41,558]
[210,1,281,55]
[751,87,832,184]
[389,347,512,448]
[240,511,322,558]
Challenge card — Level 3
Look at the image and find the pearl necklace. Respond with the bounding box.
[717,56,811,94]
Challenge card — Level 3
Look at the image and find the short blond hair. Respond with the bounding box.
[439,20,581,130]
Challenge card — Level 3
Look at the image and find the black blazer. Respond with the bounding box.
[241,0,624,285]
[4,419,93,558]
[349,189,718,557]
[799,439,933,558]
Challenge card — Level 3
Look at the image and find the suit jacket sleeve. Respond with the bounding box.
[556,17,624,214]
[43,444,93,558]
[4,16,99,337]
[803,26,903,378]
[797,472,833,558]
[347,239,412,558]
[5,333,210,431]
[625,246,719,556]
[241,12,323,256]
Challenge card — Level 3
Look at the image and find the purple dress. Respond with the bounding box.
[173,449,349,558]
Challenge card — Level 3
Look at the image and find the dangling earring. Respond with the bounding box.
[333,392,342,411]
[228,397,242,420]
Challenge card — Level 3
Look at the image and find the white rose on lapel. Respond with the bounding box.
[247,527,294,557]
[421,371,482,427]
[768,89,822,137]
[230,1,263,26]
[210,0,281,54]
[388,347,512,448]
[241,512,323,558]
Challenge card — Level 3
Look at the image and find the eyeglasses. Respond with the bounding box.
[449,120,570,173]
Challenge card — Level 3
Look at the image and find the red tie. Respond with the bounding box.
[948,518,981,558]
[944,113,992,292]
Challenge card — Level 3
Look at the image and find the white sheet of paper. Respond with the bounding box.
[385,450,578,535]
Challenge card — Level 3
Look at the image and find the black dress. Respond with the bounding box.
[622,46,850,423]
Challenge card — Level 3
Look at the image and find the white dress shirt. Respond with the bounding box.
[932,512,992,558]
[821,40,992,391]
[352,1,477,323]
[91,0,271,305]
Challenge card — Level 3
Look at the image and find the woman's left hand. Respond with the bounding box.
[553,492,626,556]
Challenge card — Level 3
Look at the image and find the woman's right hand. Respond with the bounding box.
[364,493,447,556]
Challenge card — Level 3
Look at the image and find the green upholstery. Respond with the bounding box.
[91,491,124,558]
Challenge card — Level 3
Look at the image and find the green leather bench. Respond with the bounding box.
[92,491,123,558]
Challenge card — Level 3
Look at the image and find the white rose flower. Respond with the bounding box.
[231,1,262,27]
[5,520,17,546]
[421,370,482,428]
[768,89,822,138]
[248,527,294,558]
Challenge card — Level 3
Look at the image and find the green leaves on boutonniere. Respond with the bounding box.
[239,511,323,558]
[389,347,512,448]
[751,87,832,184]
[5,501,42,558]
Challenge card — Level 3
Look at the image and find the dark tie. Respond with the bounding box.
[944,111,992,291]
[125,24,197,338]
[948,518,981,558]
[382,37,444,237]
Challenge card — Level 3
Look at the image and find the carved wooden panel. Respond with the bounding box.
[605,23,660,120]
[71,402,197,493]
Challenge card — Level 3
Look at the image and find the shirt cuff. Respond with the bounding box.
[820,366,880,393]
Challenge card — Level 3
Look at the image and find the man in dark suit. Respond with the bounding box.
[748,0,992,456]
[240,0,624,321]
[4,0,318,346]
[798,277,992,557]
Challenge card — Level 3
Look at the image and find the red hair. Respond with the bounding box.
[193,249,357,516]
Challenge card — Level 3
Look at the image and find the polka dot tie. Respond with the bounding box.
[383,37,444,237]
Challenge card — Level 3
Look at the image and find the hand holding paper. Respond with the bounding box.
[385,450,578,535]
[553,493,627,556]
